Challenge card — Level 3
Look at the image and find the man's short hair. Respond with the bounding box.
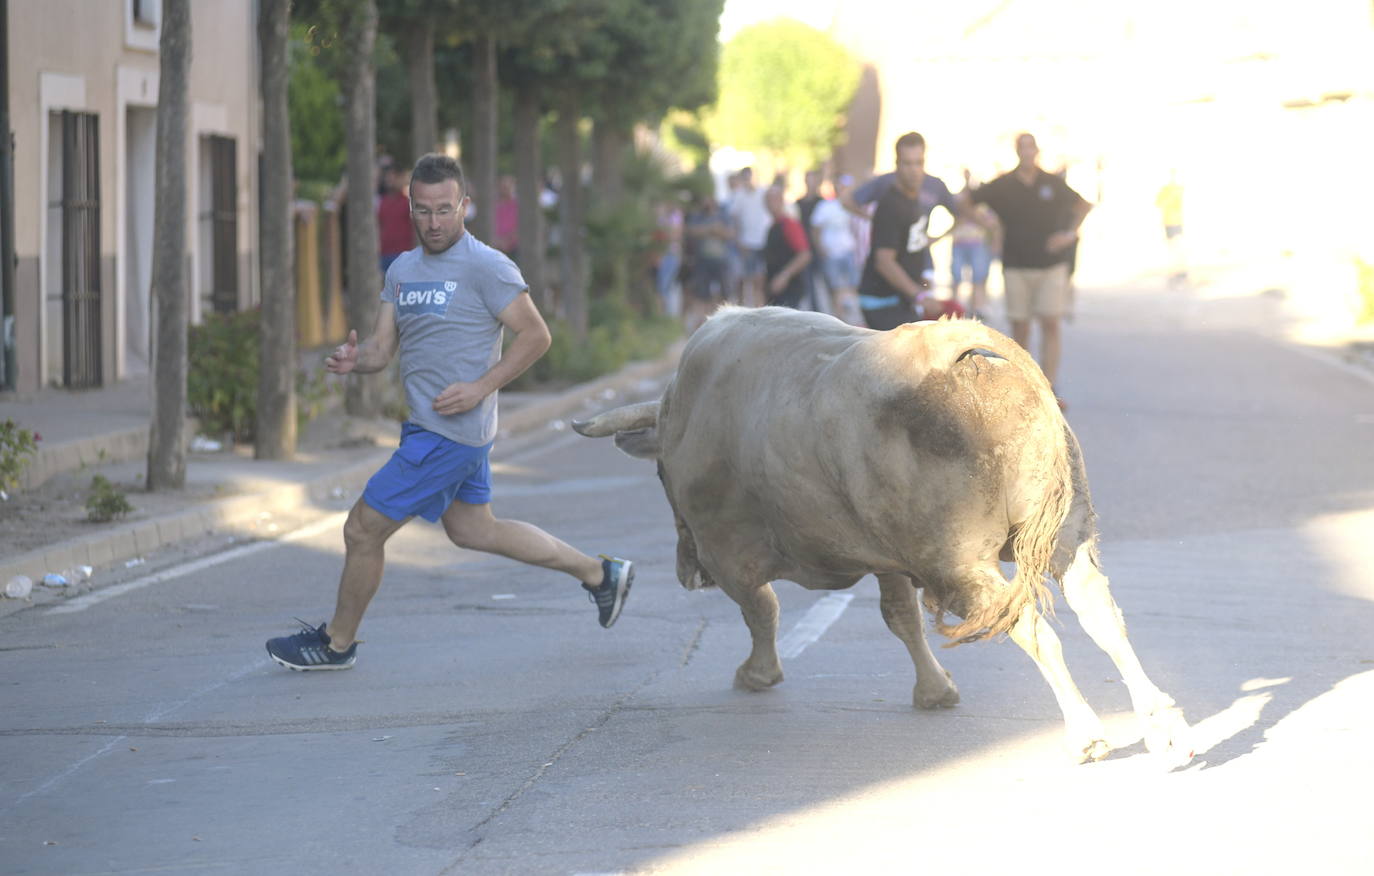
[895,132,926,154]
[411,153,466,192]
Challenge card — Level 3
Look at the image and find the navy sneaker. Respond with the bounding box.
[585,556,634,628]
[266,621,357,671]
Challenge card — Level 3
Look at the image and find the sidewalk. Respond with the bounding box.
[0,343,683,616]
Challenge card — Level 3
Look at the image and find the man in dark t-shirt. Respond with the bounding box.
[968,133,1091,402]
[763,186,812,309]
[855,132,965,330]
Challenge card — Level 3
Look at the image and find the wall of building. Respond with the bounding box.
[6,0,258,392]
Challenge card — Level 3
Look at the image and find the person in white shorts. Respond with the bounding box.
[966,133,1091,406]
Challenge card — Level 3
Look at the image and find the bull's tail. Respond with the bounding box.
[934,446,1071,646]
[929,326,1074,645]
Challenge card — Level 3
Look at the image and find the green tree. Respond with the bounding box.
[710,19,861,168]
[288,22,347,187]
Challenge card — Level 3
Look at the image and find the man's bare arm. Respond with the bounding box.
[431,293,550,416]
[325,302,399,375]
[873,247,925,300]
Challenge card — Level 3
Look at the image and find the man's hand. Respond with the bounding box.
[433,381,486,416]
[1046,230,1078,254]
[325,330,360,374]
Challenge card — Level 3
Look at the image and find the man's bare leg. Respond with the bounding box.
[1010,318,1032,351]
[441,500,603,585]
[1038,315,1062,389]
[326,499,410,649]
[971,281,989,316]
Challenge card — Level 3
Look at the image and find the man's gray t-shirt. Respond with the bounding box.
[380,233,526,446]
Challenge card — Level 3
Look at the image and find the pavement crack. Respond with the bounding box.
[679,618,708,668]
[447,666,663,872]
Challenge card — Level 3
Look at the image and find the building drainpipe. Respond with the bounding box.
[0,0,17,390]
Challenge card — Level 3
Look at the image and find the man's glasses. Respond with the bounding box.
[411,206,458,219]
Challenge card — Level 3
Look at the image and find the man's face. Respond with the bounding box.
[1016,135,1039,167]
[410,178,467,254]
[805,171,822,194]
[895,145,926,192]
[765,187,785,217]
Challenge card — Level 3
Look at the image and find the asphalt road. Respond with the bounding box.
[3,285,1373,875]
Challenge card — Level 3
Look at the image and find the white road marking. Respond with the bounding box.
[777,593,854,659]
[47,512,347,615]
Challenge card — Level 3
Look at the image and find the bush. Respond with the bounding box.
[188,309,342,442]
[86,475,134,523]
[0,419,41,495]
[188,309,261,441]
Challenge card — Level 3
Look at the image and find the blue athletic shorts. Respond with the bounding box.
[362,422,493,522]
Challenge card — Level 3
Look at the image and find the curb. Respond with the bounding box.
[0,343,681,613]
[21,427,150,492]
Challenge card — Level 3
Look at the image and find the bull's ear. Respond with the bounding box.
[613,427,660,459]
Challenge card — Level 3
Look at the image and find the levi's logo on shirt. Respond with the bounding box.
[395,280,458,315]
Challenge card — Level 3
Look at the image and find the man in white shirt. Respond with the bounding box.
[730,167,772,307]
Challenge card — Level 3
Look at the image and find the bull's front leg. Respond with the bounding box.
[876,573,959,708]
[721,579,785,691]
[1059,543,1191,765]
[1009,604,1111,763]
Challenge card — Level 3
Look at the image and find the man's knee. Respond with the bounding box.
[344,502,400,551]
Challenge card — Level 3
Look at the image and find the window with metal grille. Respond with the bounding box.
[47,110,102,389]
[199,135,239,314]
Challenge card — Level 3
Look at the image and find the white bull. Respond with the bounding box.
[574,306,1189,763]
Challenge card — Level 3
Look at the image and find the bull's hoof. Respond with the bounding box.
[1074,738,1112,764]
[1143,706,1193,767]
[914,668,959,709]
[734,663,784,692]
[914,679,960,709]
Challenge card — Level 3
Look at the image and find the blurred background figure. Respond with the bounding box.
[731,167,772,307]
[654,197,685,318]
[967,133,1091,406]
[683,192,734,332]
[1156,171,1188,288]
[762,186,813,309]
[795,169,829,314]
[493,174,519,259]
[377,162,415,274]
[950,168,999,320]
[809,174,865,325]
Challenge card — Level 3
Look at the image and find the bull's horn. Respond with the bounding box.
[571,401,660,437]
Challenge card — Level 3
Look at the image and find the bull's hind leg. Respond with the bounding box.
[1009,604,1111,763]
[718,578,785,691]
[876,574,959,708]
[1059,543,1191,764]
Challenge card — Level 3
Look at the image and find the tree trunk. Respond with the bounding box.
[146,0,191,491]
[469,33,498,244]
[255,0,296,460]
[555,93,586,339]
[340,0,381,418]
[592,119,627,209]
[404,18,437,163]
[513,85,546,311]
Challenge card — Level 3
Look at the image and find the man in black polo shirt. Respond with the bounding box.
[855,132,967,330]
[968,133,1091,404]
